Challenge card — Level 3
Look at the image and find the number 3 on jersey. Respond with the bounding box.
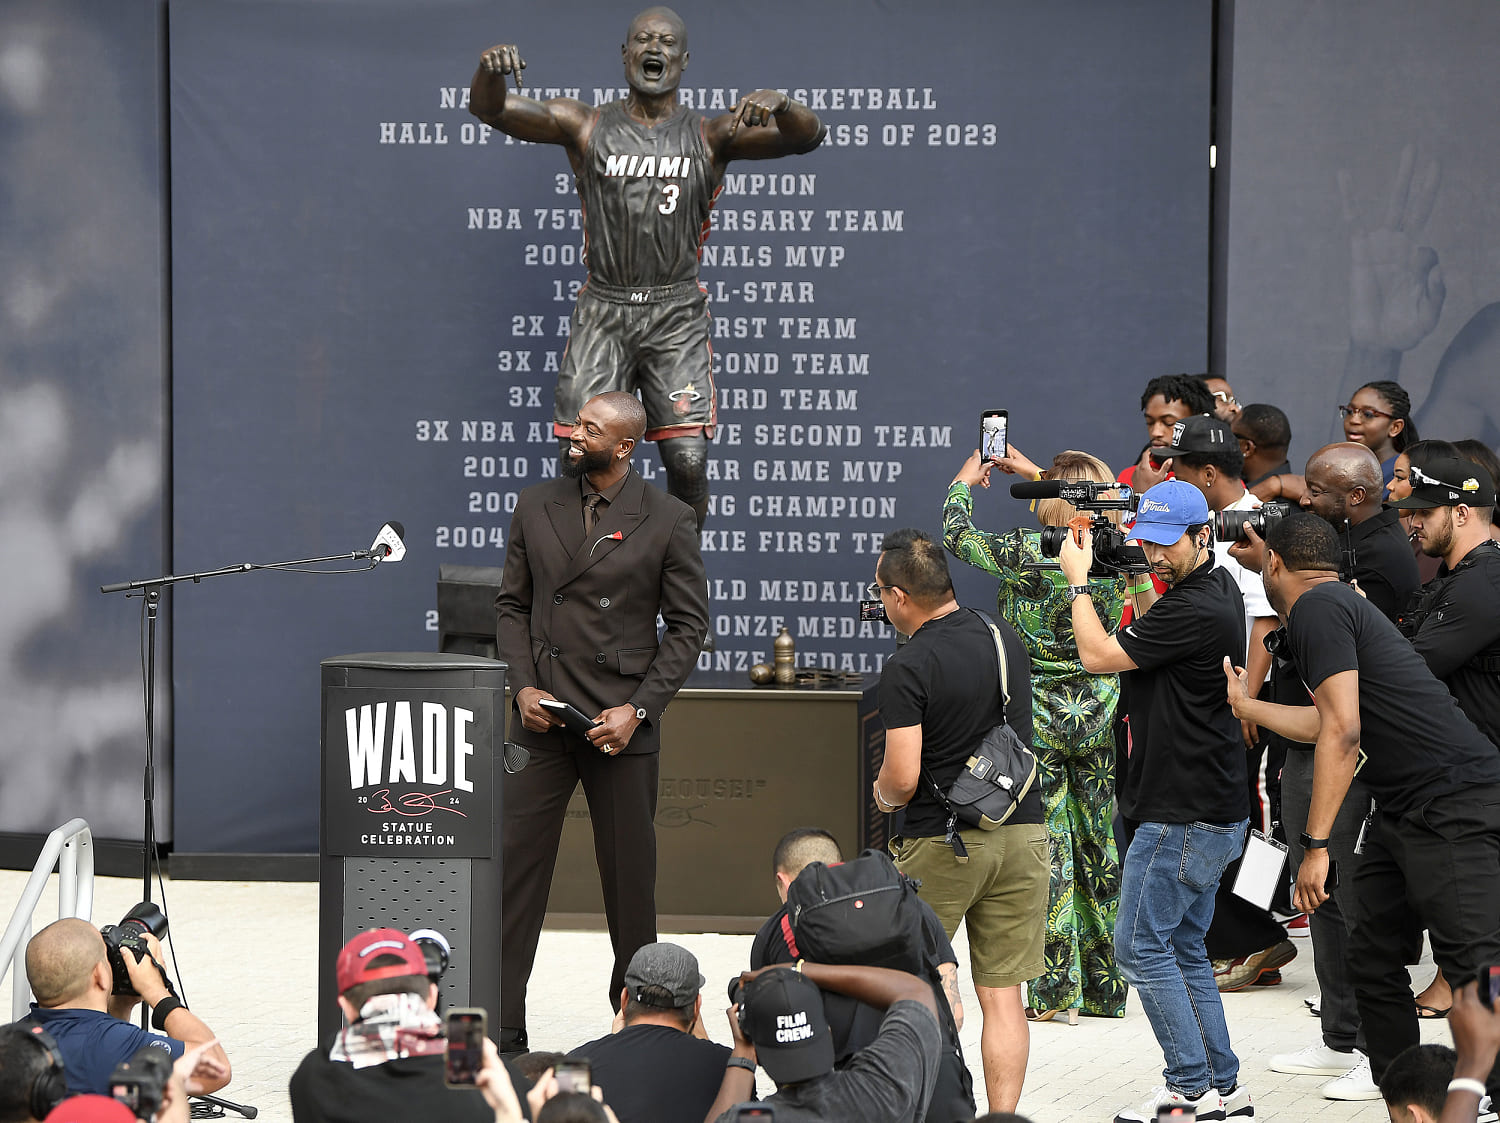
[658,184,680,215]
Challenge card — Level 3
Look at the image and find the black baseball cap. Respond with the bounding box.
[737,968,835,1084]
[1392,457,1497,509]
[1149,414,1235,464]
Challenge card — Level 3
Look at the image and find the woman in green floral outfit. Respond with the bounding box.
[942,445,1128,1020]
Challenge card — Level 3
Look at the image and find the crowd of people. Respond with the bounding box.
[4,371,1498,1123]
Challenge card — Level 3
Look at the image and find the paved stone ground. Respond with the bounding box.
[2,870,1460,1122]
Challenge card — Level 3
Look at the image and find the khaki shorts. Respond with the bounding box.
[891,823,1049,989]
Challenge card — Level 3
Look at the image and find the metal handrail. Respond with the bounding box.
[1,819,95,1020]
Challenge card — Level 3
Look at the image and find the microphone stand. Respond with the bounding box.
[99,546,385,1043]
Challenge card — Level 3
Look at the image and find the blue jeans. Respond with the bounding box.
[1115,819,1248,1096]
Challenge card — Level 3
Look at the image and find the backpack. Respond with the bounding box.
[785,849,927,973]
[784,850,976,1123]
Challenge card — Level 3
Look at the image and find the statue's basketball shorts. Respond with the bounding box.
[552,279,717,441]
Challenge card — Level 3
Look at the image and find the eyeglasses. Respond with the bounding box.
[1337,404,1393,422]
[865,581,900,599]
[1212,390,1238,406]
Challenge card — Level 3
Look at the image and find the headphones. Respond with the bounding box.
[9,1023,68,1120]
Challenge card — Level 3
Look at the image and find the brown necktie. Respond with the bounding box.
[584,493,604,535]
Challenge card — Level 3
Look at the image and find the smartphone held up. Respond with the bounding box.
[445,1008,486,1088]
[981,409,1008,463]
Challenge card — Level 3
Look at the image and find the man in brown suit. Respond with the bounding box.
[495,390,708,1052]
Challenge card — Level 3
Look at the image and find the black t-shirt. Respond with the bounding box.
[1115,560,1248,824]
[567,1023,731,1123]
[1347,506,1422,624]
[1410,541,1500,750]
[878,609,1041,837]
[289,1047,532,1123]
[1287,581,1500,816]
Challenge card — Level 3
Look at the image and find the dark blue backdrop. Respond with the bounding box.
[170,0,1210,853]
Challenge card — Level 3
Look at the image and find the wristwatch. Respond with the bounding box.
[633,705,647,722]
[1066,585,1091,602]
[1299,832,1330,849]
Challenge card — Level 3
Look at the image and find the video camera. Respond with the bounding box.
[1013,480,1150,578]
[100,902,168,997]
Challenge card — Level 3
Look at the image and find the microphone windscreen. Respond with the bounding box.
[387,521,406,541]
[1009,480,1063,500]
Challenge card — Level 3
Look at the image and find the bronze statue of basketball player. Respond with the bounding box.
[470,7,826,532]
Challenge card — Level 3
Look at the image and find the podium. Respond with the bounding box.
[318,653,506,1041]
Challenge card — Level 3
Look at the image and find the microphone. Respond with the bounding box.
[1009,480,1064,499]
[365,521,407,563]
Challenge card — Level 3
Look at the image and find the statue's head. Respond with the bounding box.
[621,7,688,96]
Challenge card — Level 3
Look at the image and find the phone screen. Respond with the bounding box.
[444,1009,486,1087]
[1482,965,1500,1009]
[982,410,1008,462]
[554,1059,592,1094]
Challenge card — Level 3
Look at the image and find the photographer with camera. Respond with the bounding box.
[21,917,229,1099]
[1060,479,1253,1122]
[704,962,942,1123]
[942,446,1128,1022]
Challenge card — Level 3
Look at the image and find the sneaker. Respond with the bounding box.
[1304,992,1321,1016]
[1113,1085,1220,1123]
[1285,912,1310,937]
[1269,1042,1357,1076]
[1219,1084,1255,1119]
[1322,1052,1381,1101]
[1214,940,1297,992]
[1250,969,1282,986]
[1477,1093,1495,1123]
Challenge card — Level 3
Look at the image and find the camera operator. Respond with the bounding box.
[1224,512,1500,1109]
[21,919,229,1099]
[1059,480,1253,1122]
[1147,416,1294,994]
[1395,456,1500,750]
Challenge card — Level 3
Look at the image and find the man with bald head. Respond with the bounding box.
[22,918,230,1097]
[1300,442,1420,623]
[496,390,709,1053]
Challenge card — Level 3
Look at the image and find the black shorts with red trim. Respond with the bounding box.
[552,279,717,441]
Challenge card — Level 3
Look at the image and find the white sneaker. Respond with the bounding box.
[1304,992,1321,1016]
[1322,1052,1381,1100]
[1269,1042,1357,1076]
[1113,1085,1220,1122]
[1219,1084,1255,1119]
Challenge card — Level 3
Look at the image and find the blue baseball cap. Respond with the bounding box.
[1127,480,1211,546]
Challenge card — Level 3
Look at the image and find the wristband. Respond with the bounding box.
[151,996,186,1031]
[726,1056,756,1072]
[794,959,805,974]
[1447,1078,1487,1097]
[1125,580,1153,595]
[1299,833,1330,850]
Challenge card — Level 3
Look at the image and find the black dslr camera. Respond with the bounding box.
[100,902,168,996]
[1213,500,1294,543]
[109,1043,172,1119]
[1034,481,1149,578]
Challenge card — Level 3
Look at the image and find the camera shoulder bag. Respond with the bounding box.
[922,611,1038,859]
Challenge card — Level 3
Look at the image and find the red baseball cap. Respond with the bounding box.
[46,1096,137,1122]
[336,928,428,994]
